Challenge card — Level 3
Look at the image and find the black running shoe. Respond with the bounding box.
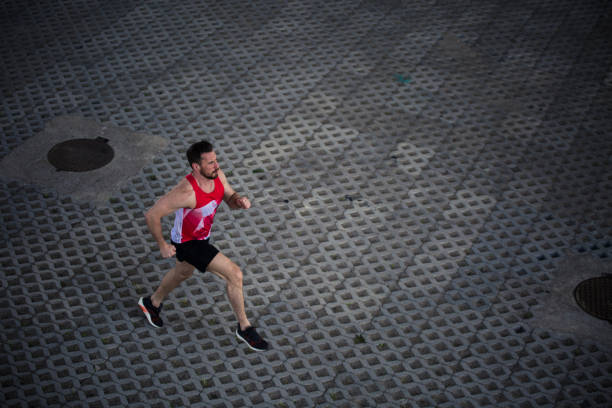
[236,325,269,351]
[138,296,163,328]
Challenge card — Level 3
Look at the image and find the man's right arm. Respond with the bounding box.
[145,183,194,258]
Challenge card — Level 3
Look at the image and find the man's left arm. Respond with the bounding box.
[218,169,251,209]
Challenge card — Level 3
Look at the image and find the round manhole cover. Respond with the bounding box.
[574,276,612,322]
[47,137,114,172]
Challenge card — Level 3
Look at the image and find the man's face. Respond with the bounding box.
[196,151,219,180]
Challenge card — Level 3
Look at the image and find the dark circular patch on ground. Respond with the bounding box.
[574,276,612,322]
[47,137,114,172]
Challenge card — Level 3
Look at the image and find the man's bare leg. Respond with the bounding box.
[151,261,195,308]
[206,252,251,331]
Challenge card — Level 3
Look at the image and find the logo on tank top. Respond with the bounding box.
[187,200,219,239]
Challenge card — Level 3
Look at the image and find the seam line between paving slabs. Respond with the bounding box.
[307,21,487,403]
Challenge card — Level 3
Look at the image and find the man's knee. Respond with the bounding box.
[174,263,195,280]
[227,263,243,287]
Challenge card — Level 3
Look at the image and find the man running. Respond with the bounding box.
[138,140,269,351]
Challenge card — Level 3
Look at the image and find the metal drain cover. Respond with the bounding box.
[574,276,612,322]
[47,137,114,172]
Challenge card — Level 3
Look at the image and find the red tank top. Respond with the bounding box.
[171,174,224,243]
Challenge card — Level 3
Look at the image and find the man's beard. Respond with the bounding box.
[200,168,218,180]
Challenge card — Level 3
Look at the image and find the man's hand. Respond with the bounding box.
[228,192,251,209]
[160,241,176,258]
[235,196,251,209]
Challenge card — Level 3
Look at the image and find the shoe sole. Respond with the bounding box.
[236,330,268,352]
[138,297,162,328]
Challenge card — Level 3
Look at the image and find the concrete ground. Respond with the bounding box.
[1,1,611,407]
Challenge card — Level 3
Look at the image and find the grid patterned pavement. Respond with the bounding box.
[1,0,611,407]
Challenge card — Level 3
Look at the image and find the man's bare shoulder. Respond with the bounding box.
[162,176,196,209]
[173,177,194,194]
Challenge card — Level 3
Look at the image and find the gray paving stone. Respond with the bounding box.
[2,0,612,407]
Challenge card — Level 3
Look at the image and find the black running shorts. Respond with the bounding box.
[171,239,220,272]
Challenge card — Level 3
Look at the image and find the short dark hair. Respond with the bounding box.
[186,141,213,166]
